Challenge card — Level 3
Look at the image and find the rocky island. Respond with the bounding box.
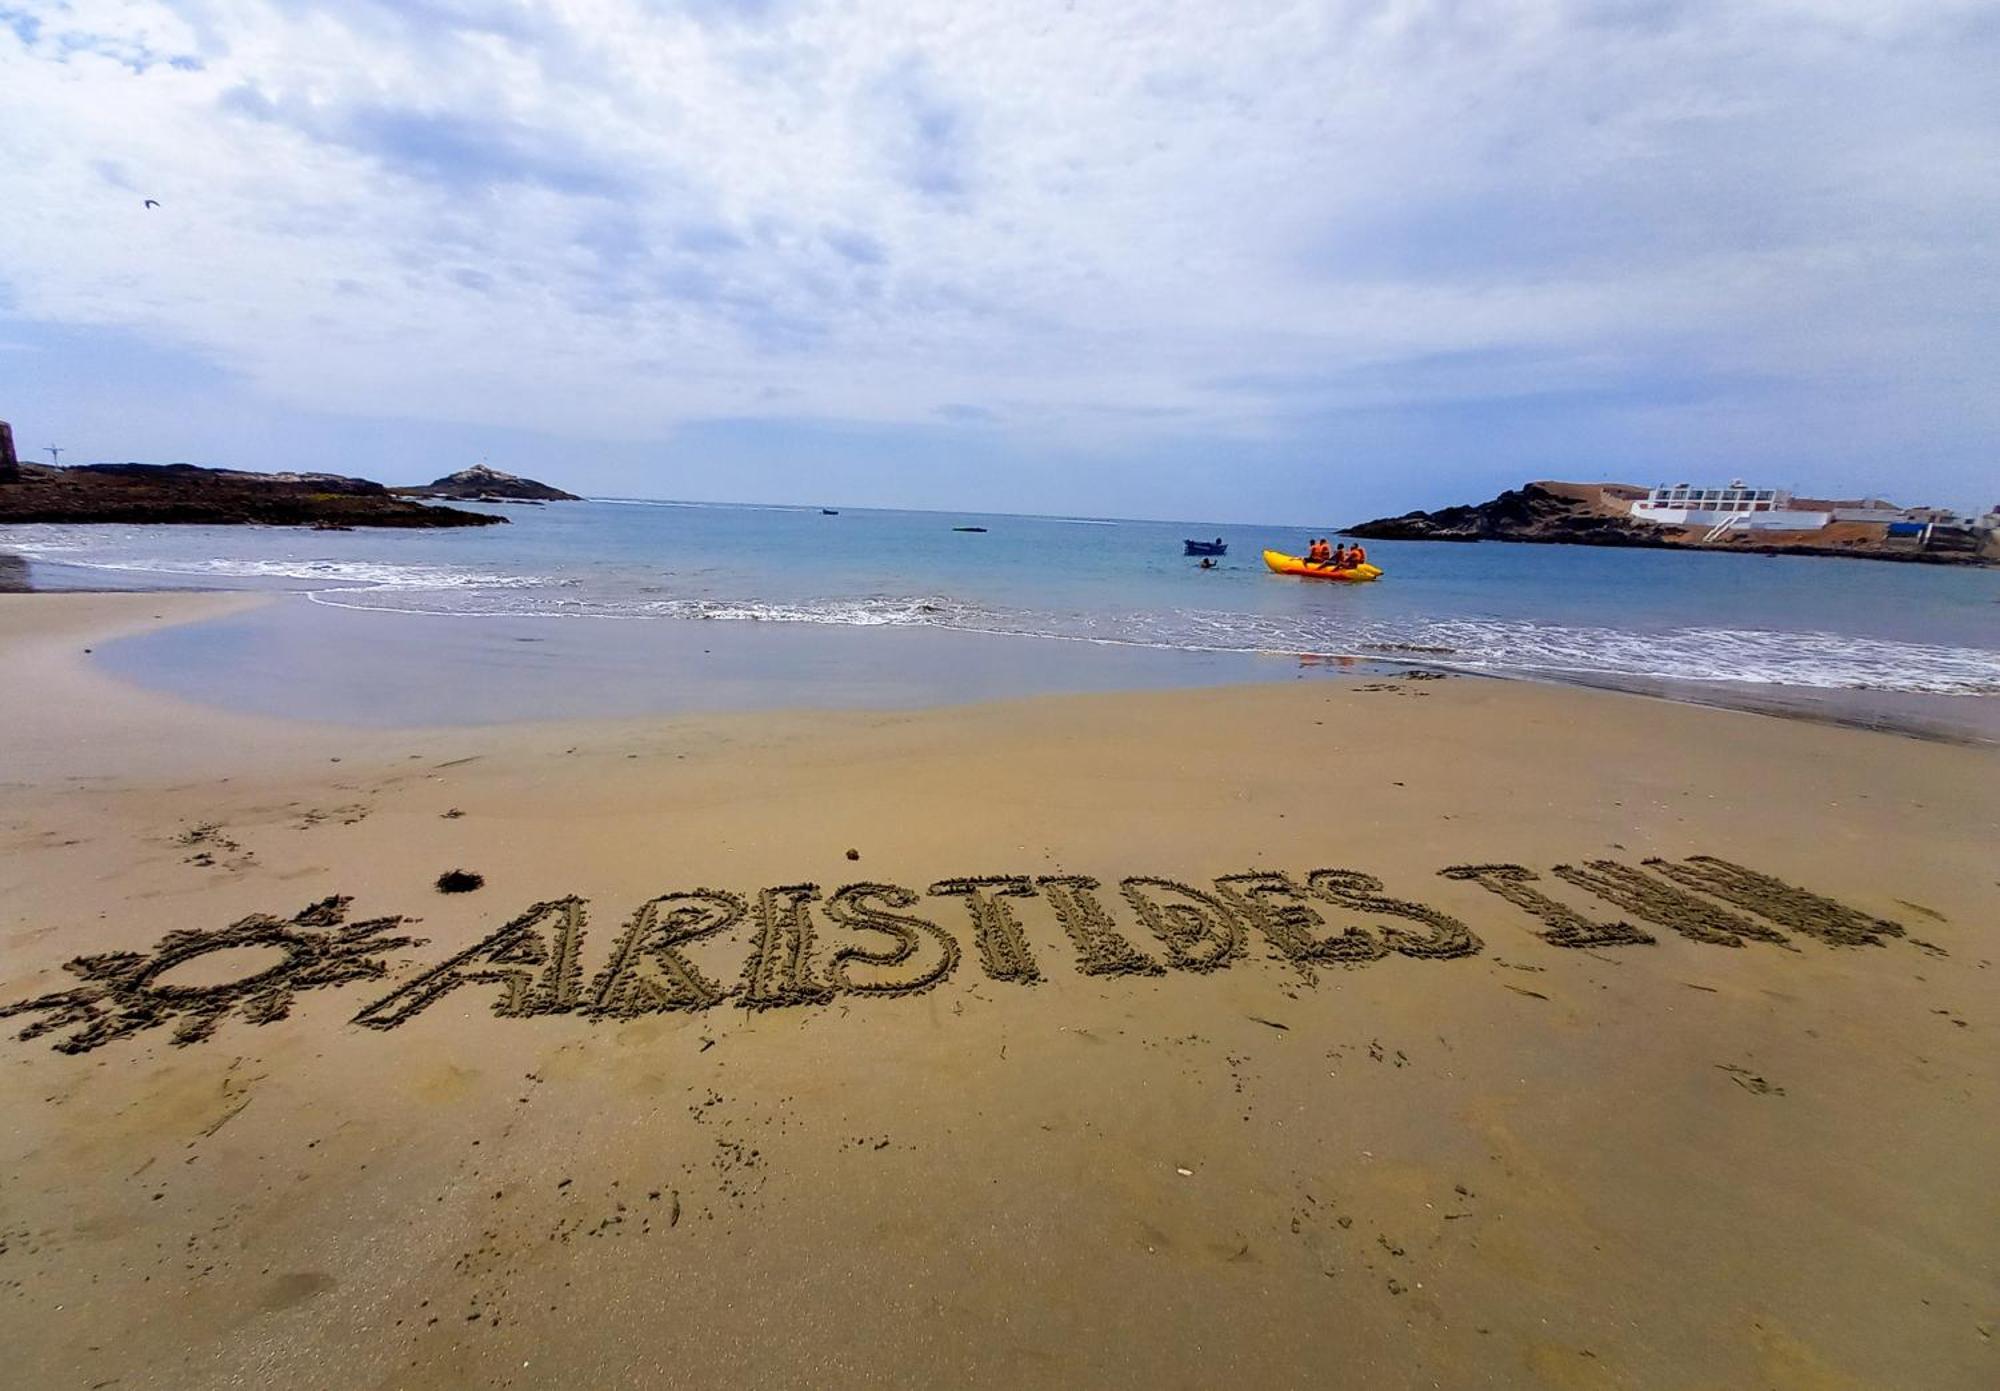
[0,461,505,528]
[395,464,580,502]
[1347,481,1998,566]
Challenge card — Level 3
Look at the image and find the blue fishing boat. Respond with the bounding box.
[1183,538,1227,556]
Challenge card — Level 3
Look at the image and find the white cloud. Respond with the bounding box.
[1,0,1995,454]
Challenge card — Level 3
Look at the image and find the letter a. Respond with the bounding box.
[353,898,587,1030]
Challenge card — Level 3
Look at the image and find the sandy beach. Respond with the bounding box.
[2,590,1995,1388]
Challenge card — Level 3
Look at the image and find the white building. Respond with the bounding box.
[1631,481,1997,538]
[1630,482,1829,531]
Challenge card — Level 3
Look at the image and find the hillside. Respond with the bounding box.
[1344,482,1663,545]
[0,463,505,528]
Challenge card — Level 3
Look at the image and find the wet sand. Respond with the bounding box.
[88,590,1311,727]
[1,591,1995,1388]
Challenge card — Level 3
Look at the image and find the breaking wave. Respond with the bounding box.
[0,528,544,592]
[305,588,2000,696]
[87,556,543,590]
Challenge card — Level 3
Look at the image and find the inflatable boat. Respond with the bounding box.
[1263,549,1383,582]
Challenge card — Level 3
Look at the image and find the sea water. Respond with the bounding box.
[5,500,1997,729]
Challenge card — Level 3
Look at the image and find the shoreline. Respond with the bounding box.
[7,504,1997,742]
[9,573,1995,744]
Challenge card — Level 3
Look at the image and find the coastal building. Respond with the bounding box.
[1629,482,1830,531]
[1795,496,1992,529]
[1632,481,1784,522]
[1625,482,1995,539]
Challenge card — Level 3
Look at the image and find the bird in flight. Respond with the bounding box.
[143,199,159,209]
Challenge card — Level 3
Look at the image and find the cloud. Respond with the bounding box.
[239,93,632,198]
[823,226,885,266]
[866,55,973,202]
[0,0,1995,502]
[0,9,41,46]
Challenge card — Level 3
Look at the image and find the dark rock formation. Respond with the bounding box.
[397,464,580,502]
[0,420,17,482]
[1345,482,1664,546]
[0,462,505,528]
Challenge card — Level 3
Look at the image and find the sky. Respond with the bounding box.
[2,0,1996,523]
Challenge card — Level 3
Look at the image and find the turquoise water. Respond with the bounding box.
[5,499,1998,719]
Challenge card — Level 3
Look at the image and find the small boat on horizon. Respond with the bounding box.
[953,525,987,533]
[821,508,839,515]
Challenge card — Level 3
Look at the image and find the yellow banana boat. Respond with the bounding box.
[1263,549,1383,582]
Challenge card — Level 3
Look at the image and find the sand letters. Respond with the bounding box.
[1,857,1933,1053]
[1439,865,1656,948]
[1037,875,1162,977]
[1550,860,1789,948]
[352,897,586,1030]
[821,883,963,997]
[930,877,1044,983]
[739,885,837,1009]
[1641,855,1905,946]
[587,890,743,1014]
[1118,878,1244,972]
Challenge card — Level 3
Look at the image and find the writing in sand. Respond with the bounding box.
[1,856,1927,1055]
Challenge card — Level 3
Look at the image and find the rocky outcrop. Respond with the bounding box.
[397,464,580,502]
[1345,482,1665,546]
[0,462,505,528]
[0,420,17,482]
[1346,481,1993,567]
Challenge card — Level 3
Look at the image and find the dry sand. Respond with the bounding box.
[1,591,1995,1388]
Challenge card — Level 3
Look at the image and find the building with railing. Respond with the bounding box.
[1629,481,1829,531]
[1627,480,1998,550]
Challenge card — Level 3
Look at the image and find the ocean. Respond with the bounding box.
[5,499,1997,733]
